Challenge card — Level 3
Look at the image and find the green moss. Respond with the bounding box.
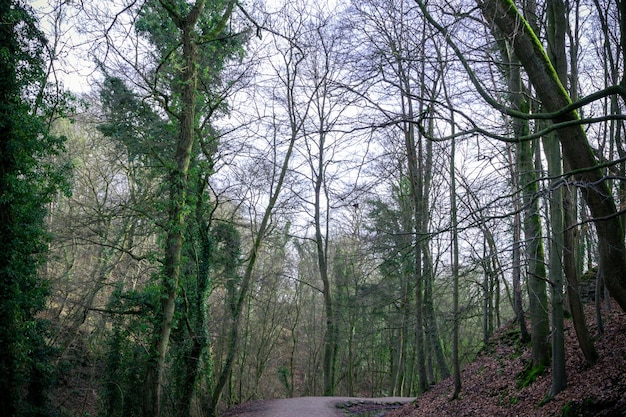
[579,267,598,283]
[516,361,545,389]
[498,0,571,102]
[561,401,574,417]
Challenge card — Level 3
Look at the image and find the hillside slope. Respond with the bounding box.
[387,303,626,417]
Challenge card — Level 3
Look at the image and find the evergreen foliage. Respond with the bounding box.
[0,1,69,415]
[94,1,246,414]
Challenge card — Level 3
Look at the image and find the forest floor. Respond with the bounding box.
[220,396,413,417]
[386,301,626,417]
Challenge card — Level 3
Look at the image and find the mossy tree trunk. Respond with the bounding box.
[519,137,551,369]
[144,1,235,415]
[478,0,626,313]
[150,8,201,415]
[497,30,551,368]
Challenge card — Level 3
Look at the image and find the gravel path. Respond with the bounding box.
[221,396,414,417]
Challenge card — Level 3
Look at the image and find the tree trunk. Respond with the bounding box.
[176,197,212,417]
[509,146,530,343]
[318,178,337,396]
[543,134,566,395]
[521,138,551,368]
[545,0,567,396]
[565,187,598,363]
[143,3,235,414]
[407,94,428,395]
[450,114,461,399]
[149,6,203,414]
[421,126,449,383]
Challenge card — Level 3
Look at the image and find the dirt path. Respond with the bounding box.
[221,396,414,417]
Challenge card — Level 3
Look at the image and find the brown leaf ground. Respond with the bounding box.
[386,302,626,417]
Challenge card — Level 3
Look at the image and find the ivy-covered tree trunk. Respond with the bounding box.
[128,1,238,415]
[175,178,214,417]
[147,2,205,416]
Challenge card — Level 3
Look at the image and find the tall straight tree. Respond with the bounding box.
[150,3,234,415]
[0,1,69,415]
[449,102,461,399]
[508,145,530,343]
[543,0,568,395]
[96,1,237,415]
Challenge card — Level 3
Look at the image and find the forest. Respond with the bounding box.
[1,0,626,416]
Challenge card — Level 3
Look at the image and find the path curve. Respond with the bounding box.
[222,396,414,417]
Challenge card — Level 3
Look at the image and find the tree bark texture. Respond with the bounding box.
[316,135,338,397]
[510,148,530,342]
[450,123,461,399]
[519,138,551,368]
[544,134,567,395]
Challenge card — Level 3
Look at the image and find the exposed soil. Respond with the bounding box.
[221,397,413,417]
[337,400,408,415]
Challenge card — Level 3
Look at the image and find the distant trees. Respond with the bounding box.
[349,0,446,394]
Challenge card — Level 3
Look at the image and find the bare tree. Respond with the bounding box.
[477,0,626,313]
